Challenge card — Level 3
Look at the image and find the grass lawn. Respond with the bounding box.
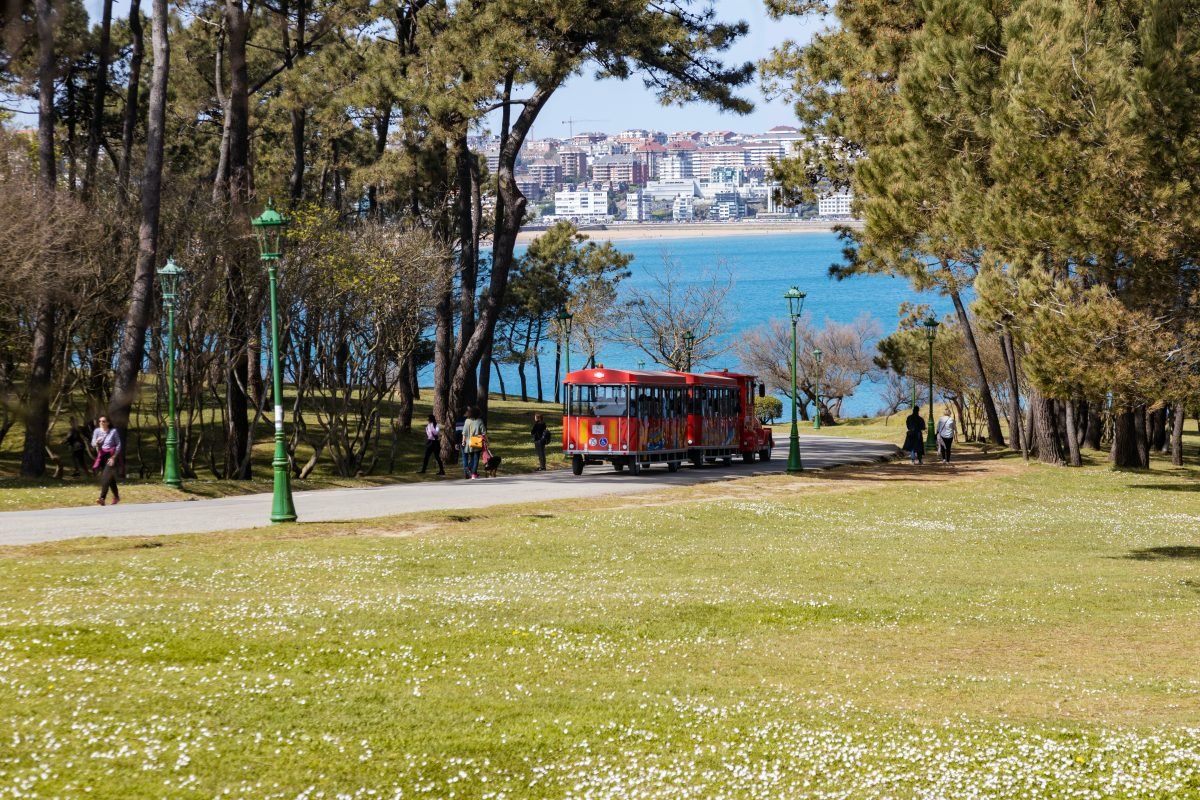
[1,454,1198,797]
[0,394,561,512]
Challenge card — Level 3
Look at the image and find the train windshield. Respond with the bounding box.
[568,385,628,417]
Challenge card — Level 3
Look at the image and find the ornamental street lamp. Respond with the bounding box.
[923,315,940,450]
[638,359,646,371]
[784,286,807,473]
[251,198,297,524]
[556,309,574,374]
[813,347,823,430]
[157,257,184,488]
[682,330,695,372]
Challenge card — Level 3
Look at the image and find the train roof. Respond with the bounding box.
[564,368,688,386]
[665,370,740,387]
[704,369,758,381]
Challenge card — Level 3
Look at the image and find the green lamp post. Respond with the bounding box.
[812,347,823,430]
[157,257,184,488]
[923,315,940,450]
[556,309,574,374]
[682,330,695,372]
[638,359,646,371]
[251,198,297,524]
[784,286,806,473]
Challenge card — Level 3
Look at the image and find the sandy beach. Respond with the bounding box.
[516,219,861,244]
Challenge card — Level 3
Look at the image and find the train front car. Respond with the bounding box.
[705,369,775,462]
[562,368,688,475]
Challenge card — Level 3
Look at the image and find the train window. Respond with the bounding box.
[568,385,595,416]
[592,385,628,417]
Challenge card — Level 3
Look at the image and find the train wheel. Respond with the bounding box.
[759,447,771,462]
[691,455,704,468]
[722,456,733,466]
[613,460,625,472]
[628,458,641,476]
[571,454,584,476]
[742,450,755,464]
[667,460,680,473]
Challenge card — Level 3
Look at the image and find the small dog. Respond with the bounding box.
[482,454,502,478]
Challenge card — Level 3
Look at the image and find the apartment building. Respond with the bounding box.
[591,154,647,188]
[555,190,610,222]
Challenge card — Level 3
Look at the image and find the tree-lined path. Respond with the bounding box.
[0,436,898,545]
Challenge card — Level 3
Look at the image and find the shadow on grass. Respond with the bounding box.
[1128,483,1200,492]
[1122,546,1200,561]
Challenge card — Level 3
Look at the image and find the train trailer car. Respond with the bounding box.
[703,369,775,463]
[562,368,688,475]
[678,371,742,466]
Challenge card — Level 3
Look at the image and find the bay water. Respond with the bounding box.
[484,231,954,417]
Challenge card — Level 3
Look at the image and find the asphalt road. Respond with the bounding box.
[1,436,900,546]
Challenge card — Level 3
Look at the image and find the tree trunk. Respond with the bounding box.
[1111,406,1148,469]
[949,287,1003,445]
[534,318,545,403]
[1063,397,1082,467]
[1149,406,1168,453]
[447,79,552,430]
[118,0,142,200]
[222,0,254,479]
[83,0,114,201]
[999,324,1025,457]
[1084,402,1103,450]
[109,0,169,432]
[493,358,507,401]
[22,0,58,478]
[477,338,494,417]
[1171,405,1185,466]
[396,357,414,435]
[1028,387,1062,465]
[1135,405,1150,467]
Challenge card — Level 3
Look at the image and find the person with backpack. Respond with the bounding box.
[91,415,123,505]
[903,405,926,465]
[530,412,551,471]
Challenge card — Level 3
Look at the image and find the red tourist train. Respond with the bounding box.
[562,366,775,475]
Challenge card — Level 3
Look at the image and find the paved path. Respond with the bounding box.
[1,436,899,546]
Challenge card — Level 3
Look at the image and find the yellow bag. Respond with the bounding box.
[468,434,485,449]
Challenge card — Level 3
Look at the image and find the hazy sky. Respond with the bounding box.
[74,1,824,136]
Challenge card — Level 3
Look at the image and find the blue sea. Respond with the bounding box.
[480,231,954,417]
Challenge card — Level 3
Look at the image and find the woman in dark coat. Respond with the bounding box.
[903,405,926,465]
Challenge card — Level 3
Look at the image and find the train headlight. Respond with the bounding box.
[687,438,693,445]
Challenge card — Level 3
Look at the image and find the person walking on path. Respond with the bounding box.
[65,418,91,476]
[419,414,446,475]
[903,405,926,465]
[936,408,956,463]
[90,416,123,505]
[531,413,550,471]
[461,407,486,480]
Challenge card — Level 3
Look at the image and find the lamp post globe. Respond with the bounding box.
[157,257,184,488]
[812,347,823,430]
[923,315,940,450]
[638,360,646,371]
[783,286,807,473]
[682,330,695,372]
[555,309,574,374]
[251,198,297,523]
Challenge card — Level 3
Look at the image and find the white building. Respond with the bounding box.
[672,195,695,222]
[643,179,701,202]
[817,191,854,218]
[555,190,610,222]
[626,190,651,222]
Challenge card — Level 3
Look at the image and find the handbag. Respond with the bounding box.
[468,434,485,449]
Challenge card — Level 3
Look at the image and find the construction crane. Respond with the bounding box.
[562,118,606,139]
